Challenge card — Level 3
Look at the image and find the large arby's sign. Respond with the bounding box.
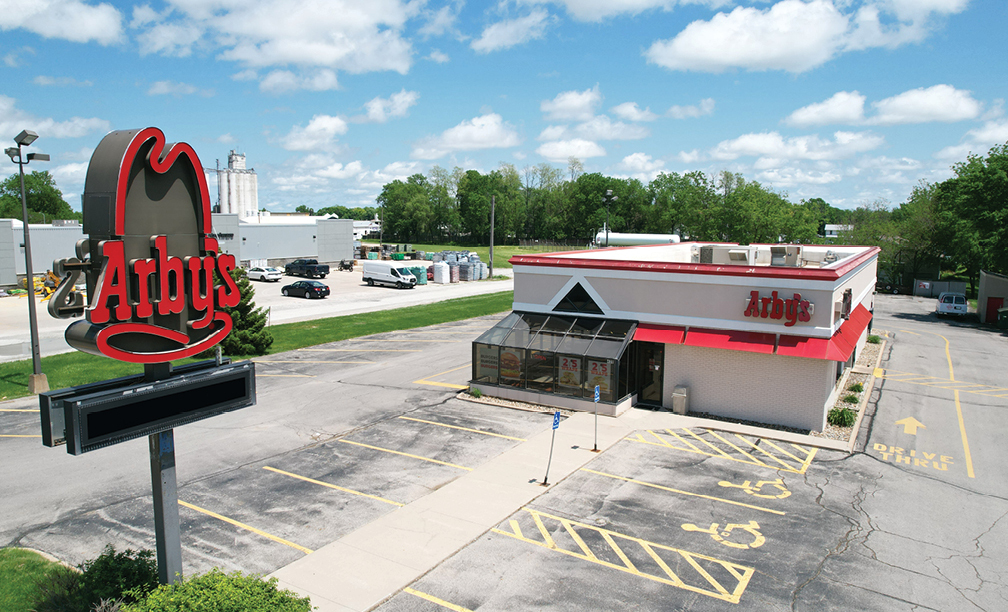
[50,128,240,363]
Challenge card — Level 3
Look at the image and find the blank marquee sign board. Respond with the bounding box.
[39,128,257,584]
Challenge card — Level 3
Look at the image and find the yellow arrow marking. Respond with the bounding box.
[895,416,925,435]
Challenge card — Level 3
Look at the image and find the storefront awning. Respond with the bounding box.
[633,324,686,345]
[777,303,872,361]
[683,328,777,355]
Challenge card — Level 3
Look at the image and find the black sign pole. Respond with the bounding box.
[146,364,183,584]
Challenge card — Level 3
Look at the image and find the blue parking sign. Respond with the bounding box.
[552,411,561,430]
[594,385,600,403]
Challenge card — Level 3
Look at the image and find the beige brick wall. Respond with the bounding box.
[662,345,835,431]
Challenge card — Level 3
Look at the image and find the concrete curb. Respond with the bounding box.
[846,334,888,453]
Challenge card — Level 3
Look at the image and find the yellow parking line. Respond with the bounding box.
[398,416,526,441]
[581,469,784,515]
[404,588,473,612]
[414,364,470,390]
[256,360,374,364]
[178,500,313,554]
[338,439,472,471]
[299,348,422,352]
[930,331,975,479]
[257,374,315,378]
[1,434,41,438]
[0,409,34,412]
[262,466,402,507]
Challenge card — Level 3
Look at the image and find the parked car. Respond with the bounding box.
[284,259,330,278]
[361,260,416,289]
[247,266,282,282]
[282,280,330,299]
[936,292,968,317]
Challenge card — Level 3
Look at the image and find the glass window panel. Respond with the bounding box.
[598,320,634,339]
[556,334,593,355]
[526,350,555,392]
[494,312,521,329]
[556,354,583,396]
[585,338,625,359]
[514,313,549,334]
[528,331,565,352]
[475,325,513,346]
[503,328,534,348]
[584,358,615,402]
[570,317,604,336]
[498,348,525,387]
[541,316,575,334]
[473,344,498,384]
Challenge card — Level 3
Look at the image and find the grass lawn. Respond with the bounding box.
[0,291,514,401]
[361,242,587,268]
[0,548,65,612]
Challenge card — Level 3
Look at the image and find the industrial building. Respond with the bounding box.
[213,150,258,219]
[470,242,879,432]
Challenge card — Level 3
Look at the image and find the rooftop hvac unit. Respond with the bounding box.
[824,250,838,263]
[728,249,750,264]
[690,244,701,263]
[770,245,802,267]
[700,245,714,264]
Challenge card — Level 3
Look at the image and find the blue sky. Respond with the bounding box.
[1,0,1004,212]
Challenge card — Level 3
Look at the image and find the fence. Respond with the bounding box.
[913,279,968,298]
[517,239,590,251]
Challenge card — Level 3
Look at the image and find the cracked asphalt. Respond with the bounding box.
[2,294,1006,611]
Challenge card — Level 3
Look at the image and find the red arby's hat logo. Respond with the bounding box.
[62,128,240,363]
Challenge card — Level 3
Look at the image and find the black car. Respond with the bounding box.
[282,280,330,299]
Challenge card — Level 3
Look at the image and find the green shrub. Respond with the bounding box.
[32,564,85,612]
[848,382,864,393]
[469,387,482,398]
[80,545,157,606]
[842,394,860,404]
[867,335,881,344]
[828,407,857,427]
[124,569,311,612]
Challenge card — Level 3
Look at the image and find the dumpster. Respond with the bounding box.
[998,307,1008,329]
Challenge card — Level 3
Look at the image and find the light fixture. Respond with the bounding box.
[15,129,39,146]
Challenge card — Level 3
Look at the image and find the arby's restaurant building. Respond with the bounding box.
[470,242,879,432]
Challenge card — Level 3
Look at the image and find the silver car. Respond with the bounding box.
[247,266,282,282]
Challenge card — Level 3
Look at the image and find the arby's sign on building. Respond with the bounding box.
[50,127,240,363]
[742,290,813,327]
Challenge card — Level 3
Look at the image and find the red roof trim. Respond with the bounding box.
[683,328,777,355]
[634,324,686,345]
[509,244,880,282]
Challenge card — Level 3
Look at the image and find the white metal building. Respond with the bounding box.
[215,150,258,219]
[471,242,879,432]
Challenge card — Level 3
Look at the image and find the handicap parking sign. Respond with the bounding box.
[594,385,600,403]
[552,411,561,430]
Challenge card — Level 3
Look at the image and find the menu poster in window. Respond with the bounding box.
[499,349,522,380]
[587,359,611,395]
[476,345,498,381]
[558,356,581,388]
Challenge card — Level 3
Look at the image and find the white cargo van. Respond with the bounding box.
[362,261,417,289]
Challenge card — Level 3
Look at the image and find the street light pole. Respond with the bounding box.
[604,189,617,247]
[6,130,49,394]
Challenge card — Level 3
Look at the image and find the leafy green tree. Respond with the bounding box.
[294,204,315,215]
[0,170,80,222]
[215,267,273,356]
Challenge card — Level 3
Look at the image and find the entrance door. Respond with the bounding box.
[986,297,1004,323]
[636,342,664,407]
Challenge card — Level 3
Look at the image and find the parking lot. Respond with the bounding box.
[2,293,1006,611]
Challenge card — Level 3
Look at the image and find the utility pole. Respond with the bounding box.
[489,195,495,278]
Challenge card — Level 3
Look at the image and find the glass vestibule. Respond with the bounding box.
[472,312,637,403]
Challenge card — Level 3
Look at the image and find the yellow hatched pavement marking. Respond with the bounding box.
[627,428,816,474]
[492,508,754,604]
[1,434,41,438]
[0,409,35,412]
[876,369,1008,400]
[404,588,473,612]
[338,439,472,471]
[262,466,403,507]
[414,364,470,390]
[178,500,313,554]
[398,416,526,441]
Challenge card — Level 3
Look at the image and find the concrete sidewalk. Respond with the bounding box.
[269,407,849,611]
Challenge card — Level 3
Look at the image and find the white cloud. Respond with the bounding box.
[134,0,414,79]
[427,49,450,63]
[259,69,338,93]
[34,76,93,87]
[538,125,570,141]
[218,133,235,144]
[868,84,982,125]
[0,0,123,45]
[419,3,461,37]
[471,10,550,54]
[536,139,606,162]
[50,161,90,191]
[232,69,258,81]
[541,85,601,121]
[614,152,666,181]
[934,119,1008,161]
[575,115,649,140]
[668,98,715,119]
[542,0,729,22]
[611,102,658,122]
[411,113,521,160]
[0,95,110,140]
[709,130,885,162]
[147,80,213,97]
[786,91,867,126]
[283,115,349,151]
[357,89,420,123]
[645,0,969,74]
[678,149,701,164]
[755,166,842,187]
[317,160,365,179]
[4,46,35,68]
